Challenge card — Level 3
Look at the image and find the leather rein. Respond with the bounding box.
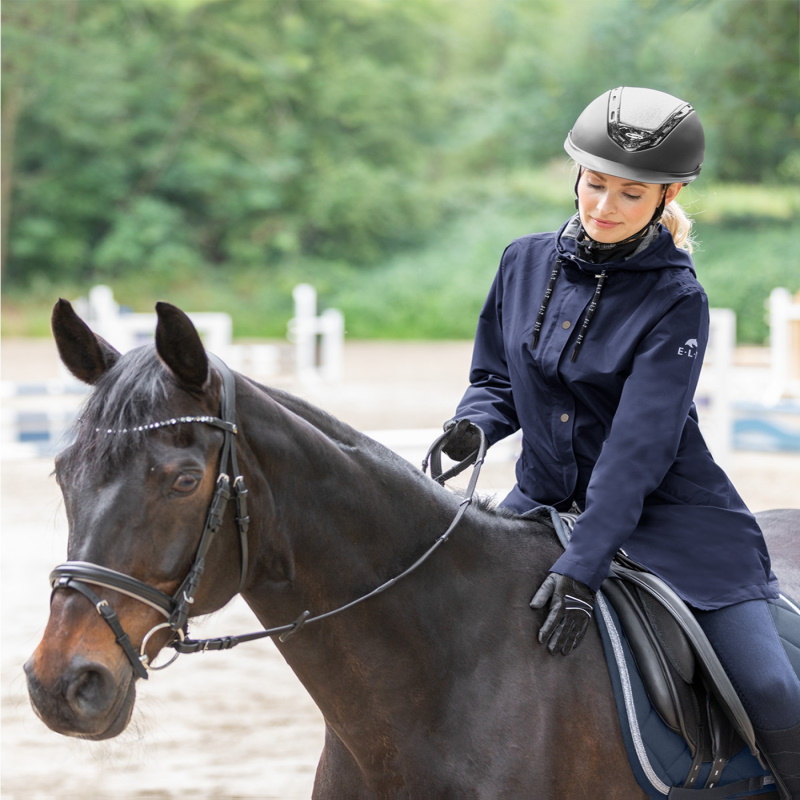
[49,355,487,680]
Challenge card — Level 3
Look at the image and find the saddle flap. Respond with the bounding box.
[639,590,695,684]
[603,577,705,752]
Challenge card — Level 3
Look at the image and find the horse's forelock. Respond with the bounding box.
[61,347,173,472]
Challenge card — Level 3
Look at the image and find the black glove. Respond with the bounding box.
[441,419,483,462]
[530,572,596,655]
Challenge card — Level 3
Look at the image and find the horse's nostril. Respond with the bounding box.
[65,663,115,715]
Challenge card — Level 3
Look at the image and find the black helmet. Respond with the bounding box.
[564,87,704,184]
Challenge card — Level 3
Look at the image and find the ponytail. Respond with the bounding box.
[661,199,695,253]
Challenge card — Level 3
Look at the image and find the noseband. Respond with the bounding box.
[49,354,250,680]
[49,355,486,681]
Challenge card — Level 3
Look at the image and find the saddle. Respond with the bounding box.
[603,562,750,791]
[598,558,800,799]
[544,508,799,798]
[604,570,738,784]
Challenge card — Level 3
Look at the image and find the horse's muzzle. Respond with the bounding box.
[24,651,136,740]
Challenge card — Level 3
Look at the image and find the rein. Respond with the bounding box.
[173,425,487,654]
[49,356,487,679]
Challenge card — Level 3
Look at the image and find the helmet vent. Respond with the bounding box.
[607,87,694,153]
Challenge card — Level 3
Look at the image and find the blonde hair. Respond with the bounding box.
[661,199,695,253]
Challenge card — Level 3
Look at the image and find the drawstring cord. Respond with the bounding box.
[530,263,608,362]
[571,270,607,362]
[531,263,562,349]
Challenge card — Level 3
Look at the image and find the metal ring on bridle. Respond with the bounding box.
[139,623,185,671]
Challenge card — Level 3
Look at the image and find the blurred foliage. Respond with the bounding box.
[2,0,798,343]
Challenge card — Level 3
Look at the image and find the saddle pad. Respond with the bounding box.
[595,594,776,798]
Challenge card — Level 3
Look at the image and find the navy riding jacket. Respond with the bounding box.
[455,215,777,609]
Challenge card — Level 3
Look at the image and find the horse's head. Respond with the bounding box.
[25,300,249,739]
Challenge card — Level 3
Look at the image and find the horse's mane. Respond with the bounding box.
[254,380,363,448]
[59,346,176,474]
[251,378,519,521]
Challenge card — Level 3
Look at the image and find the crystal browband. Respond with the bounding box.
[95,416,237,435]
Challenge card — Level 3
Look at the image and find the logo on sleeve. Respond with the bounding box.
[677,338,698,358]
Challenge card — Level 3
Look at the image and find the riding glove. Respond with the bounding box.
[441,419,483,462]
[530,572,596,655]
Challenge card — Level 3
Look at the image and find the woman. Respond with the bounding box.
[443,87,800,797]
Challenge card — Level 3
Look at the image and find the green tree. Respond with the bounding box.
[3,0,199,284]
[2,0,454,287]
[699,0,799,182]
[168,0,452,265]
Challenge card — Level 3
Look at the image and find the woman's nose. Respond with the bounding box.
[595,191,614,214]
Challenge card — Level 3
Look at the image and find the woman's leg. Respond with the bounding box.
[695,600,800,798]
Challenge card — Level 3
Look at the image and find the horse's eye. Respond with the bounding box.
[172,474,199,494]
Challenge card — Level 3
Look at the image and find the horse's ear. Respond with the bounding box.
[154,302,209,390]
[51,298,121,385]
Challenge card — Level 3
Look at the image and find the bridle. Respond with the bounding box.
[49,355,486,681]
[50,354,250,680]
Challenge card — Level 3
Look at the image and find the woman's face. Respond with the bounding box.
[577,169,681,243]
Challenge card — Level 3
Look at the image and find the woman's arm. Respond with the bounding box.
[453,266,521,446]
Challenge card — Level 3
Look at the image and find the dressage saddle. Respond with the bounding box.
[602,557,800,795]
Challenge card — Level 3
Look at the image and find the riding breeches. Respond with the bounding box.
[694,599,800,731]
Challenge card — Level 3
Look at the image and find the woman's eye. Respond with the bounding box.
[586,182,603,190]
[172,474,199,494]
[624,193,642,201]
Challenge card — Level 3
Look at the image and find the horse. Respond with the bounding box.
[25,300,799,799]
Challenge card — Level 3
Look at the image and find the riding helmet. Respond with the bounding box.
[564,87,704,184]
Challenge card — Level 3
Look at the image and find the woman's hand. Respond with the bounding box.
[530,573,596,655]
[441,419,483,462]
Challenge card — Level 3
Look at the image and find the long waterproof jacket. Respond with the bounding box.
[455,215,777,609]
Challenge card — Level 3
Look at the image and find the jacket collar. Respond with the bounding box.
[555,214,696,275]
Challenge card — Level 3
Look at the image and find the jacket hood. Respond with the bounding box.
[555,214,696,276]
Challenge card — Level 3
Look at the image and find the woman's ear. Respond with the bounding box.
[664,182,683,204]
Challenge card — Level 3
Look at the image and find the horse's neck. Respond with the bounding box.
[242,378,467,588]
[242,378,473,599]
[252,504,553,734]
[256,380,365,448]
[237,380,569,748]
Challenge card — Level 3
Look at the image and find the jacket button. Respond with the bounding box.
[560,413,570,422]
[562,321,571,329]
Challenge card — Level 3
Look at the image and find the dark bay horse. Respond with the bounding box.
[25,300,799,799]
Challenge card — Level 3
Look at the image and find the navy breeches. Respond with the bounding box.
[694,599,800,731]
